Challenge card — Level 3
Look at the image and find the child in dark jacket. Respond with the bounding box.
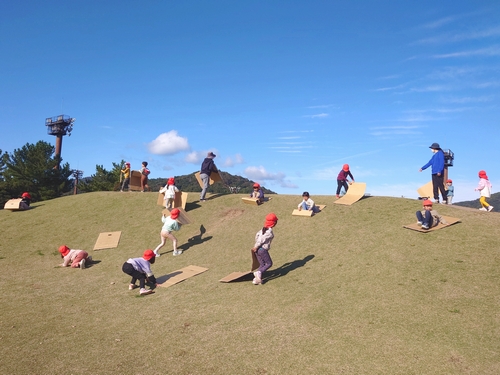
[336,164,355,198]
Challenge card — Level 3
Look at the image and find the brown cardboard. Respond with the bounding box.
[403,215,460,232]
[161,208,192,225]
[219,251,260,282]
[292,204,326,216]
[157,265,208,288]
[157,191,188,210]
[194,171,222,189]
[334,182,366,206]
[417,181,433,199]
[129,170,142,191]
[4,198,23,210]
[242,197,261,205]
[93,231,122,250]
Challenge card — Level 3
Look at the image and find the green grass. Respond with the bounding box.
[1,192,499,374]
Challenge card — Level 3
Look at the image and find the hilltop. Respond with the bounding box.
[454,191,500,210]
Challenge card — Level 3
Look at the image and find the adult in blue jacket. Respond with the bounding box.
[419,142,447,204]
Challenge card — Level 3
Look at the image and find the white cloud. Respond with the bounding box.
[303,113,329,118]
[433,45,500,59]
[147,130,190,155]
[224,153,244,167]
[185,149,219,164]
[244,166,297,188]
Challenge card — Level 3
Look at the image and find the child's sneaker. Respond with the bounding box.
[129,284,136,290]
[253,271,262,285]
[154,252,161,257]
[488,206,494,212]
[336,194,340,199]
[173,250,182,256]
[421,224,429,230]
[479,207,487,211]
[80,259,85,269]
[139,288,154,296]
[417,221,422,226]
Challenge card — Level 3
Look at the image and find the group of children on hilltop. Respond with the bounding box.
[120,161,150,192]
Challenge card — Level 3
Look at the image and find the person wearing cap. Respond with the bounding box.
[475,170,493,212]
[199,151,218,202]
[336,164,355,198]
[415,200,448,230]
[251,213,278,285]
[120,162,131,192]
[140,161,150,192]
[159,177,180,209]
[58,245,92,269]
[250,182,265,203]
[419,143,447,204]
[122,250,157,295]
[298,192,320,213]
[446,179,454,205]
[153,208,182,257]
[20,192,32,210]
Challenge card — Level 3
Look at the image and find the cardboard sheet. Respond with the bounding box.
[242,197,261,205]
[219,251,260,282]
[292,204,326,216]
[417,181,433,199]
[157,191,188,210]
[161,208,192,225]
[403,216,460,232]
[157,265,208,288]
[195,171,222,189]
[129,170,142,191]
[93,231,122,250]
[334,182,367,206]
[4,198,23,210]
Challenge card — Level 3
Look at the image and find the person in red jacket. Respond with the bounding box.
[336,164,355,198]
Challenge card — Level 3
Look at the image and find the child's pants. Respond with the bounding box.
[255,248,273,274]
[122,262,147,288]
[336,180,349,195]
[480,196,490,208]
[416,211,436,227]
[71,251,88,268]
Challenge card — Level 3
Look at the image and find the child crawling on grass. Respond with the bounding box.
[122,249,157,296]
[415,199,448,230]
[58,245,92,269]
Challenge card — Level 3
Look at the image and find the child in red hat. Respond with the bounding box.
[58,245,92,269]
[446,179,454,205]
[153,208,182,257]
[415,200,448,230]
[251,213,278,285]
[120,162,131,192]
[250,183,265,203]
[122,250,157,295]
[159,177,180,209]
[336,164,355,198]
[475,170,493,212]
[20,192,32,210]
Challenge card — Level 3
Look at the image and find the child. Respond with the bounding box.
[159,177,180,209]
[58,245,92,269]
[475,170,493,212]
[140,161,150,192]
[251,213,278,285]
[122,249,157,296]
[153,208,182,257]
[298,191,320,213]
[446,179,454,205]
[120,162,131,192]
[336,164,355,198]
[20,192,32,210]
[415,199,449,230]
[250,183,265,203]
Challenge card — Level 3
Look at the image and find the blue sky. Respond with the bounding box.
[1,1,499,202]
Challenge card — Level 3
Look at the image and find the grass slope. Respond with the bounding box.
[1,192,499,375]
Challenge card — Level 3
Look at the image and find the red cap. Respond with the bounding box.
[167,177,175,185]
[478,170,488,179]
[423,199,433,207]
[58,245,70,256]
[143,249,155,261]
[21,192,31,199]
[125,162,130,166]
[342,164,350,172]
[170,208,180,219]
[446,179,452,183]
[264,213,278,228]
[253,183,260,188]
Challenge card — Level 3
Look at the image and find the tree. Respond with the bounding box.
[79,160,124,192]
[2,141,73,202]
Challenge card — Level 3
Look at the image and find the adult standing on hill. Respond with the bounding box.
[199,151,218,202]
[419,142,447,204]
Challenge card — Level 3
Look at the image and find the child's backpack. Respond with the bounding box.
[143,168,150,176]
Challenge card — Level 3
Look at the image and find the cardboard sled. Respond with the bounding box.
[157,191,188,210]
[157,265,208,288]
[93,231,122,250]
[195,171,222,189]
[403,215,460,232]
[292,205,326,216]
[242,197,261,206]
[161,208,192,225]
[219,251,261,282]
[129,170,143,191]
[417,181,433,199]
[334,182,367,206]
[4,198,27,210]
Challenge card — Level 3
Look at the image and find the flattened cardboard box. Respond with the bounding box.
[129,170,143,191]
[334,182,366,206]
[219,251,260,282]
[194,171,222,189]
[161,208,192,225]
[93,231,122,250]
[417,181,433,199]
[403,216,460,232]
[157,191,188,210]
[292,205,326,216]
[157,265,208,288]
[4,198,23,210]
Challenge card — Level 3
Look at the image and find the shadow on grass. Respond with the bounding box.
[264,254,315,283]
[177,225,212,254]
[186,194,226,210]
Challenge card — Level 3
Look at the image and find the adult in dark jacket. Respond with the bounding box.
[419,142,447,204]
[199,152,218,201]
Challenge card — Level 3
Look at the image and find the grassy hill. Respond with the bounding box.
[1,192,499,374]
[455,191,500,210]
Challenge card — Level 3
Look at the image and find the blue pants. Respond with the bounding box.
[255,248,273,274]
[416,210,435,227]
[300,202,319,212]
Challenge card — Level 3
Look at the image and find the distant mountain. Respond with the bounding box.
[148,171,278,195]
[455,192,500,209]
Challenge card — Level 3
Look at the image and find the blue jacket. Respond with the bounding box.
[421,150,445,174]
